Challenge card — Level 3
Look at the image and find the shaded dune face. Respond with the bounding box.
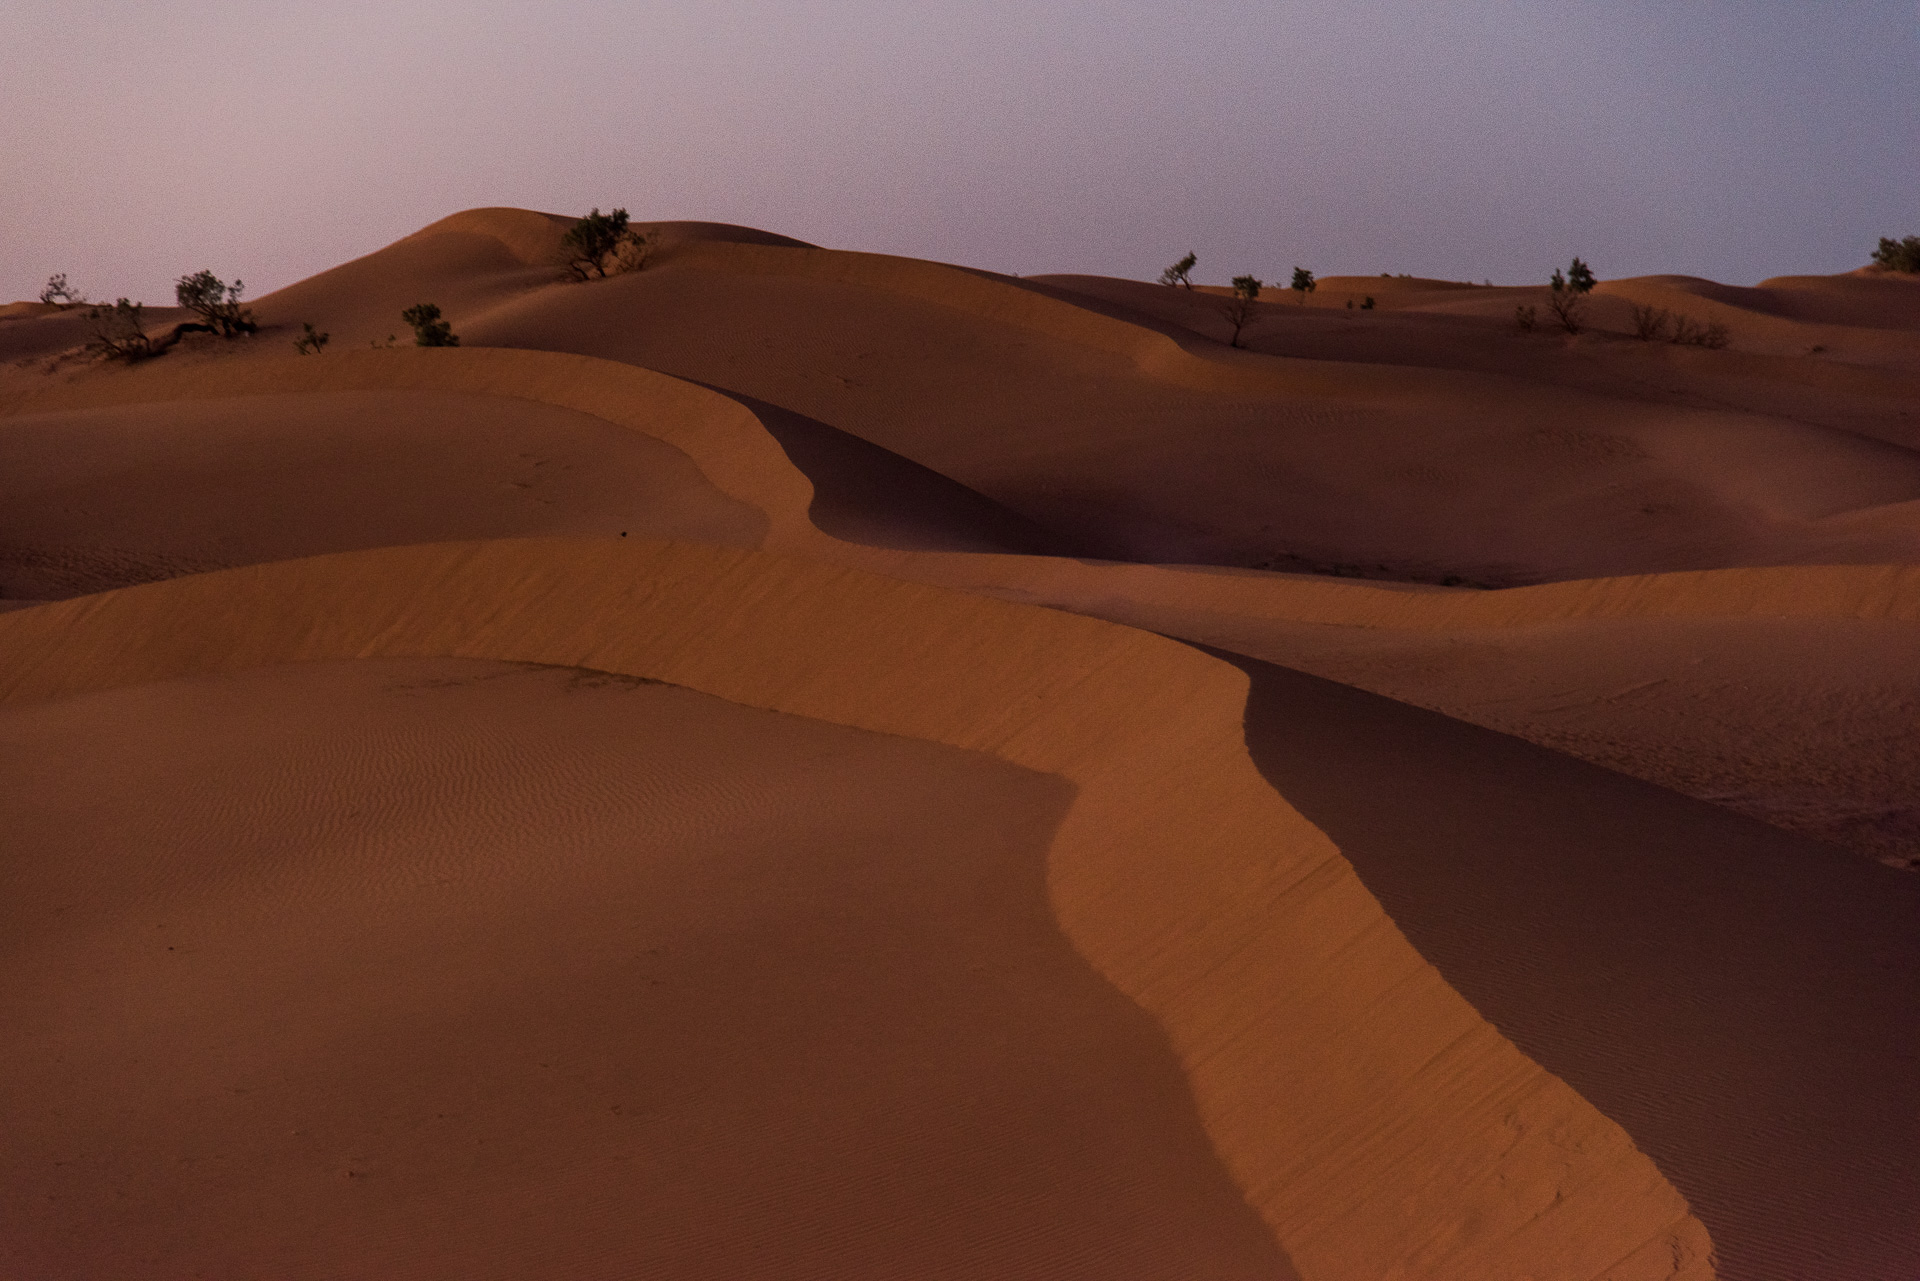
[1221,652,1920,1281]
[710,387,1090,557]
[0,389,765,599]
[0,658,1296,1281]
[1195,613,1920,870]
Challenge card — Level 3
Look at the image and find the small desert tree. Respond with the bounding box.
[1290,267,1317,304]
[402,303,459,347]
[1158,252,1197,288]
[1872,235,1920,273]
[1545,256,1596,333]
[83,299,158,361]
[39,274,85,308]
[175,270,257,337]
[561,207,653,280]
[1223,275,1263,348]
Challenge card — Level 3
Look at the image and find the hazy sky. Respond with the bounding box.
[5,1,1916,303]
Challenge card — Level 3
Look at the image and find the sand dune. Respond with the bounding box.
[0,538,1710,1279]
[0,387,762,598]
[3,657,1298,1280]
[12,214,1919,582]
[5,205,1917,1277]
[455,239,1920,581]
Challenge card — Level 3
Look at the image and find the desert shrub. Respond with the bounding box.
[1543,257,1589,330]
[83,299,159,361]
[1514,304,1538,332]
[1158,252,1197,288]
[174,270,257,338]
[1545,257,1596,334]
[1290,266,1317,303]
[293,322,330,355]
[561,207,653,280]
[1630,303,1671,341]
[1360,295,1375,310]
[1871,235,1920,273]
[1223,275,1263,348]
[1669,315,1729,349]
[401,303,459,347]
[39,273,85,307]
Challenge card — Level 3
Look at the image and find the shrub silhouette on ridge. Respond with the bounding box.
[1158,252,1197,288]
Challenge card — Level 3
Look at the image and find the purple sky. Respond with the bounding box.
[5,1,1917,304]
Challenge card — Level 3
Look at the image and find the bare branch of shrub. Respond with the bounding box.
[83,299,159,361]
[39,274,85,308]
[1631,303,1671,341]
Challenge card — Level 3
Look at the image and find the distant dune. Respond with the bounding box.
[2,207,1915,1279]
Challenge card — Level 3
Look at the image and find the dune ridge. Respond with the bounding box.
[0,537,1711,1280]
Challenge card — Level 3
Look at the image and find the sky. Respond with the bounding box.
[4,1,1916,303]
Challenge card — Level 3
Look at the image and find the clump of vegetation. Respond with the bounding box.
[1871,235,1920,273]
[1514,304,1538,332]
[1630,302,1670,341]
[82,299,159,361]
[560,207,654,281]
[402,303,459,347]
[39,274,85,308]
[1290,267,1317,304]
[1223,275,1263,348]
[1544,256,1596,333]
[293,322,330,355]
[1670,314,1730,349]
[1360,295,1375,310]
[1158,252,1197,288]
[1629,302,1728,349]
[174,270,257,338]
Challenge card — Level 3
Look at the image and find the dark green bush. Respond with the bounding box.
[175,270,256,337]
[401,303,459,347]
[1872,235,1920,273]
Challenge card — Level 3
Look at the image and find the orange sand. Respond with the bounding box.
[3,205,1916,1279]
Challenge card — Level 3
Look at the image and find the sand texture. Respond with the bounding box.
[3,206,1917,1279]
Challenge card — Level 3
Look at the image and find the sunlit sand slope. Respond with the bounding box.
[0,538,1710,1280]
